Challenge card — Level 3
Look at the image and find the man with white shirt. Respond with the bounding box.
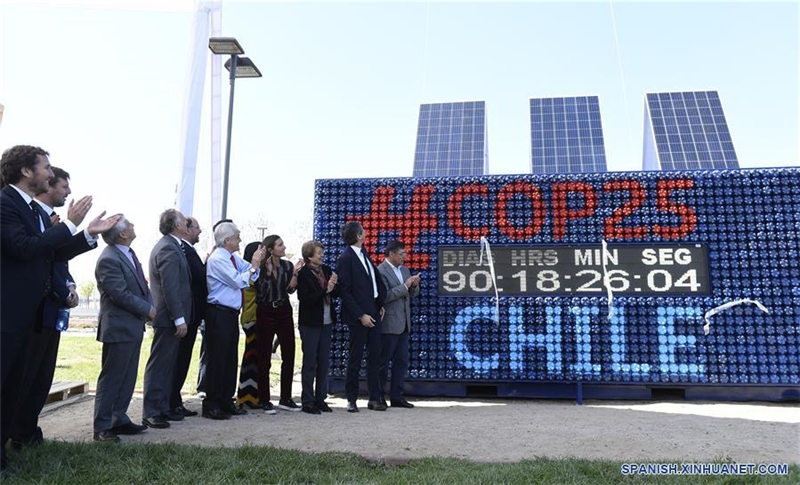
[203,222,265,419]
[377,240,420,409]
[0,145,117,469]
[94,215,155,442]
[142,209,192,429]
[9,166,102,448]
[336,221,386,413]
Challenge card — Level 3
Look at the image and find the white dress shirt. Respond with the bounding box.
[385,260,406,288]
[206,246,260,310]
[351,244,378,298]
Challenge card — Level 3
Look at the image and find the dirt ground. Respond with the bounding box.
[39,384,800,464]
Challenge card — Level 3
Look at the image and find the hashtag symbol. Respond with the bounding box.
[347,184,438,269]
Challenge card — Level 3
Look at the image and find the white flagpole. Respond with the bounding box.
[175,0,211,215]
[209,1,223,225]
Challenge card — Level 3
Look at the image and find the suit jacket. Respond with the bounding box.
[0,185,80,335]
[377,261,419,335]
[95,245,152,343]
[297,264,339,327]
[36,203,95,330]
[336,246,386,326]
[148,235,192,328]
[181,241,207,323]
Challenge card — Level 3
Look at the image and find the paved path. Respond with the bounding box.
[39,394,800,464]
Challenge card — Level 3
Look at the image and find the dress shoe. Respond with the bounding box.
[367,400,387,411]
[202,408,231,420]
[93,430,120,443]
[390,398,415,408]
[162,410,184,421]
[112,422,147,435]
[174,405,198,417]
[222,404,247,416]
[8,427,44,450]
[301,405,321,415]
[316,401,333,413]
[261,402,278,415]
[278,398,301,412]
[142,416,170,429]
[346,401,359,413]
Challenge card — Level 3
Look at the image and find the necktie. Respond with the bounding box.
[362,248,378,299]
[129,247,149,295]
[361,248,372,278]
[231,254,243,308]
[29,200,43,232]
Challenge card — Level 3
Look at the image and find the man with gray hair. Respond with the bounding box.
[203,222,265,419]
[142,209,192,429]
[94,215,155,442]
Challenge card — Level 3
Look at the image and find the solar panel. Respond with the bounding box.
[413,101,488,177]
[643,91,739,170]
[529,96,608,174]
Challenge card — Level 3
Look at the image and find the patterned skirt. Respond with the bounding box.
[236,320,259,405]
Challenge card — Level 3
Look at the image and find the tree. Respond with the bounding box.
[78,281,96,301]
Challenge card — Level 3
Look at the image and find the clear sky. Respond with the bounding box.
[1,0,798,287]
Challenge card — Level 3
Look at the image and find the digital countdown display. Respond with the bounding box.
[313,168,799,392]
[438,244,710,296]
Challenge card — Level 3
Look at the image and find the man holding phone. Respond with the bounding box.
[377,240,420,409]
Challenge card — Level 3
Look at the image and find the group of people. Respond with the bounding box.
[0,145,421,467]
[1,145,120,468]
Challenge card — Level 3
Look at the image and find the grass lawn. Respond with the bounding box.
[4,441,797,485]
[54,330,301,392]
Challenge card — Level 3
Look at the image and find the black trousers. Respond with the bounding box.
[345,321,382,402]
[9,326,61,441]
[202,305,239,411]
[299,325,331,407]
[1,326,33,466]
[379,330,410,401]
[170,319,201,409]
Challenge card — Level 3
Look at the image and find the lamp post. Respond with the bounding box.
[208,37,262,220]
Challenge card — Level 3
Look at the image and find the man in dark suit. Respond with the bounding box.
[169,216,206,417]
[141,209,192,429]
[337,221,386,412]
[8,167,99,448]
[94,216,155,442]
[0,145,117,468]
[377,240,420,409]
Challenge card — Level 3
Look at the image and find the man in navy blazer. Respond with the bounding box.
[336,221,386,412]
[0,145,117,469]
[9,166,99,448]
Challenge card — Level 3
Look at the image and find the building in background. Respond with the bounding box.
[413,101,488,177]
[529,95,607,174]
[642,90,739,171]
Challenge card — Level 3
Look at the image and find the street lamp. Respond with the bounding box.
[208,37,262,219]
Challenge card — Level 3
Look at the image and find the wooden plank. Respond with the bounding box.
[46,381,89,404]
